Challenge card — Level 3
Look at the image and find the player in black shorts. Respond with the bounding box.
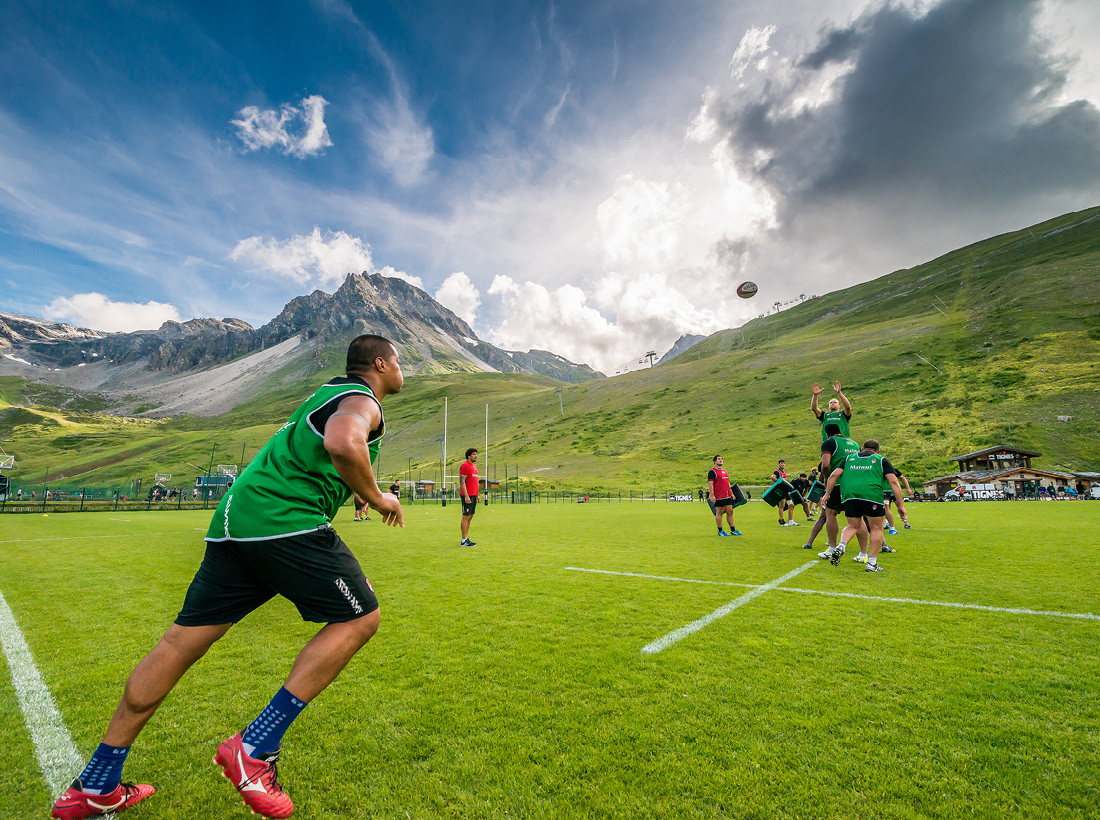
[52,335,406,820]
[790,473,815,523]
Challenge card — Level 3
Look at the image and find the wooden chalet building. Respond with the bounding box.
[922,444,1097,498]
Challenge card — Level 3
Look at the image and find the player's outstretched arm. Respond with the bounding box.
[810,383,822,416]
[324,395,404,528]
[834,381,852,413]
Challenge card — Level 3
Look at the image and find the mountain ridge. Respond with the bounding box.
[0,272,602,415]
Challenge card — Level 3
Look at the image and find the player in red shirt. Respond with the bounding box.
[458,448,479,546]
[707,455,742,536]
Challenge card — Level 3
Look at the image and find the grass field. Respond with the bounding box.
[2,501,1099,819]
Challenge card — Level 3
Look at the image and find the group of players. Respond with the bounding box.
[50,337,920,820]
[706,381,913,572]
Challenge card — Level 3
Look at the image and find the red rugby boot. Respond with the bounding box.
[213,733,294,818]
[51,779,156,819]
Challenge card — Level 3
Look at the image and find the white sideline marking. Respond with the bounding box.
[641,561,818,655]
[776,587,1100,621]
[0,588,83,799]
[565,567,1100,623]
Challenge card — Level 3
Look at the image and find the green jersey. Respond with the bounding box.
[205,377,385,542]
[823,435,861,473]
[839,451,887,503]
[819,409,851,442]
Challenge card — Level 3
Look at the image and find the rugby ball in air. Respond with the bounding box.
[736,281,758,299]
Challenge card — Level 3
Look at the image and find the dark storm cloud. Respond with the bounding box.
[714,0,1100,213]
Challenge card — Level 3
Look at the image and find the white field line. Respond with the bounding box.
[565,567,1100,623]
[564,567,758,589]
[776,587,1100,621]
[0,587,82,799]
[640,561,818,655]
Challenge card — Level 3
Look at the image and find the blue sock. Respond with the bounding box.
[241,687,308,757]
[78,743,130,794]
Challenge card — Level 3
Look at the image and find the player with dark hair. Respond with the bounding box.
[790,472,814,522]
[707,455,742,536]
[823,439,907,571]
[811,381,852,442]
[772,459,799,526]
[459,447,479,546]
[52,334,405,820]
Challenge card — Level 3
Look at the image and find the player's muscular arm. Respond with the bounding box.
[810,384,822,417]
[324,395,403,527]
[824,467,843,499]
[834,381,852,414]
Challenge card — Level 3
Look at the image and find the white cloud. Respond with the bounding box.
[44,293,181,333]
[229,227,372,287]
[232,95,333,158]
[595,174,689,268]
[434,272,481,325]
[365,96,435,186]
[730,25,777,80]
[228,228,426,290]
[487,275,622,365]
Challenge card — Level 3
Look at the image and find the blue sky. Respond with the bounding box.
[2,0,1099,372]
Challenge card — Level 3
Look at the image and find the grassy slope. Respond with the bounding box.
[2,208,1099,492]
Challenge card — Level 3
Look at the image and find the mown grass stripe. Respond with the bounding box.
[0,532,178,544]
[640,561,818,655]
[0,587,82,799]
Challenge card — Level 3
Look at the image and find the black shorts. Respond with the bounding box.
[826,486,843,512]
[842,499,886,519]
[713,497,733,508]
[176,528,379,626]
[461,496,478,516]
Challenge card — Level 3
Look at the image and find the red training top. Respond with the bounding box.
[459,460,479,497]
[708,466,732,500]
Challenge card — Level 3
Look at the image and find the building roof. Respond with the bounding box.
[949,444,1042,463]
[1073,472,1100,479]
[922,466,1076,486]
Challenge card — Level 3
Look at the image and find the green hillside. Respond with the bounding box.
[2,207,1099,495]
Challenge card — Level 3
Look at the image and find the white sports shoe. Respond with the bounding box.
[853,553,867,563]
[818,549,832,559]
